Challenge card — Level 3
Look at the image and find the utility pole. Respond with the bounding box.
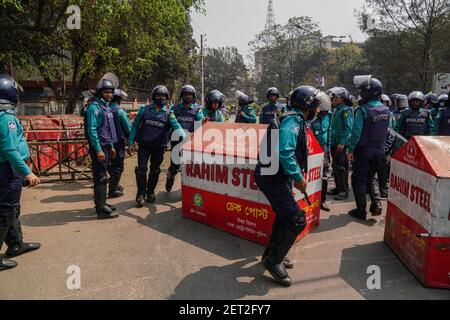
[200,34,205,106]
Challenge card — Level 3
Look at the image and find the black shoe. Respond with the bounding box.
[327,188,339,196]
[146,193,156,203]
[105,204,117,211]
[117,185,124,192]
[263,260,292,287]
[321,202,331,212]
[283,257,294,269]
[97,211,119,220]
[335,191,349,200]
[370,202,383,216]
[348,208,367,221]
[5,243,41,258]
[380,191,388,199]
[0,258,17,270]
[108,190,124,199]
[165,172,175,192]
[136,194,145,207]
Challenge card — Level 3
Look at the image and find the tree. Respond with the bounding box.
[201,47,248,100]
[0,0,204,113]
[358,0,450,91]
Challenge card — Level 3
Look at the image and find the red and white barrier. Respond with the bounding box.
[181,122,324,246]
[385,136,450,289]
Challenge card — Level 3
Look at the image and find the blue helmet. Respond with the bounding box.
[152,85,170,100]
[96,79,116,92]
[354,75,383,101]
[426,93,439,105]
[396,95,409,110]
[266,87,280,98]
[408,91,425,102]
[206,90,224,109]
[179,85,197,99]
[0,74,23,105]
[326,87,352,106]
[113,89,128,101]
[291,85,320,110]
[438,94,448,107]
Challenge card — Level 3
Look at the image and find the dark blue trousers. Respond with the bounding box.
[352,147,383,197]
[0,163,25,248]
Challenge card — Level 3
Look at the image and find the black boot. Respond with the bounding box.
[348,194,367,220]
[329,167,341,196]
[108,172,124,199]
[135,168,147,207]
[335,167,349,200]
[165,170,176,193]
[263,211,307,287]
[370,201,383,216]
[146,171,160,203]
[321,180,331,212]
[95,183,119,219]
[0,227,17,270]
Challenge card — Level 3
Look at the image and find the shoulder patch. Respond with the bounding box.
[8,121,17,130]
[293,125,300,135]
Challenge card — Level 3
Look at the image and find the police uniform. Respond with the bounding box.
[255,108,308,286]
[0,109,40,265]
[310,111,332,207]
[129,103,185,203]
[166,103,204,189]
[330,104,354,198]
[433,105,450,136]
[259,102,285,125]
[202,107,225,123]
[108,101,131,197]
[85,96,118,216]
[395,108,434,139]
[348,99,390,218]
[235,104,257,124]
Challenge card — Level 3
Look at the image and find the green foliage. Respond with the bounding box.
[0,0,204,113]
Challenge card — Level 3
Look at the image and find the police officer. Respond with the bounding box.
[108,89,132,199]
[260,87,285,124]
[203,90,226,122]
[85,79,119,219]
[129,86,185,206]
[393,94,408,123]
[395,91,434,139]
[347,76,390,220]
[327,87,354,200]
[426,94,440,121]
[255,85,320,287]
[432,93,450,136]
[310,92,332,211]
[235,91,257,124]
[166,85,204,192]
[438,94,448,109]
[0,74,41,270]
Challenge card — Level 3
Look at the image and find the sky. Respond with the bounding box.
[191,0,367,59]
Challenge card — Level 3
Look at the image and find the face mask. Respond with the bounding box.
[154,98,166,107]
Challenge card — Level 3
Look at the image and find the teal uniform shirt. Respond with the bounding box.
[389,112,396,129]
[330,104,354,146]
[236,104,257,123]
[348,99,384,153]
[310,111,332,151]
[395,108,434,136]
[0,110,32,177]
[202,107,225,123]
[128,104,186,145]
[85,97,114,153]
[109,102,132,138]
[279,109,306,183]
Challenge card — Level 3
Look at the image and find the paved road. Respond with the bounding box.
[1,155,449,300]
